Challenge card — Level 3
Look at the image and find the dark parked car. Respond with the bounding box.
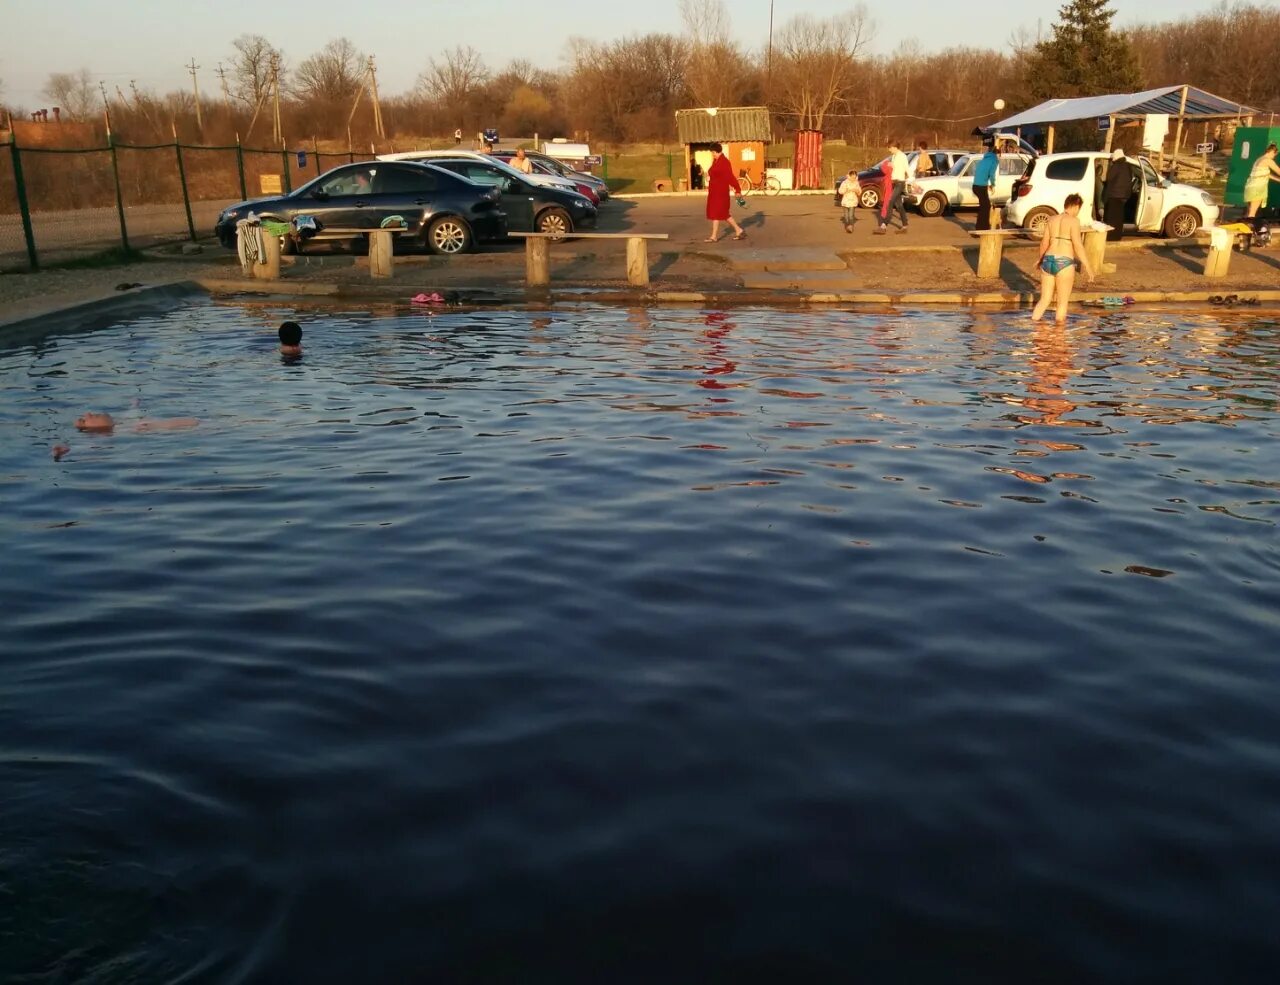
[490,150,609,202]
[425,158,597,236]
[214,161,506,255]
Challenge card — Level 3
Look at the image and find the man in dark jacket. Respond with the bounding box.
[1103,149,1134,242]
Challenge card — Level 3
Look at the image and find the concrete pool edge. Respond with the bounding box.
[4,279,1279,336]
[0,281,208,337]
[192,279,1280,310]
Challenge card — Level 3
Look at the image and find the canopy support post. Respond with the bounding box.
[1169,85,1189,177]
[1046,124,1055,155]
[1103,117,1116,154]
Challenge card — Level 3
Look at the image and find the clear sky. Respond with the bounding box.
[0,0,1222,107]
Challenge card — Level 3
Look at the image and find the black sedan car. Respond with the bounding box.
[422,158,597,236]
[214,161,506,255]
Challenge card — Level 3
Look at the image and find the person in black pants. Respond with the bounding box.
[1103,149,1133,242]
[972,142,999,231]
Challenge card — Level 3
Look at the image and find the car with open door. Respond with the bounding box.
[1004,151,1219,237]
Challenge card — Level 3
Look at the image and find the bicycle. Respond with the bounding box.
[738,168,783,196]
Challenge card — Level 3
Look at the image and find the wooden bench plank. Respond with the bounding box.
[510,232,670,240]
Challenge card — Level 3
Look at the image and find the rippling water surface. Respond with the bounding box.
[1,301,1278,983]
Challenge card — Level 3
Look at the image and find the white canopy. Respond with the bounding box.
[993,85,1255,130]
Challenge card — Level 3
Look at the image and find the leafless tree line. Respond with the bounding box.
[9,1,1279,149]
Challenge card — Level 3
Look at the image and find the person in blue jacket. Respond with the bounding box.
[973,141,1000,230]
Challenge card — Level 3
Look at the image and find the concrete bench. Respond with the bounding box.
[968,229,1027,279]
[307,226,402,279]
[510,231,671,287]
[243,225,402,280]
[1080,223,1113,277]
[1193,226,1250,278]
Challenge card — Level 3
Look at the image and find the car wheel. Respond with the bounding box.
[537,208,572,238]
[1023,207,1057,236]
[919,193,947,218]
[859,187,880,210]
[427,216,472,255]
[1163,206,1200,239]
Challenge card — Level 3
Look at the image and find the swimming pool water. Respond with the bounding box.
[1,299,1277,982]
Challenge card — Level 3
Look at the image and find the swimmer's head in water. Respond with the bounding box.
[75,412,115,432]
[278,321,302,346]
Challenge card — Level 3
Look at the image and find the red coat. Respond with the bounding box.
[705,154,741,220]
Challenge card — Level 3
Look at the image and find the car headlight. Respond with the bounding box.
[1201,192,1215,207]
[572,199,586,209]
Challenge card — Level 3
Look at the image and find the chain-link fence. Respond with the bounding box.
[0,135,375,270]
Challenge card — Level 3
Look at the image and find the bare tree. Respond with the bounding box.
[680,0,753,107]
[294,38,365,102]
[419,46,489,106]
[680,0,730,47]
[772,8,872,131]
[42,69,98,119]
[230,34,284,109]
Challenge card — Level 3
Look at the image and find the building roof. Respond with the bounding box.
[675,106,771,145]
[992,85,1257,130]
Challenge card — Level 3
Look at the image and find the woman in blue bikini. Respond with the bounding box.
[1032,193,1095,323]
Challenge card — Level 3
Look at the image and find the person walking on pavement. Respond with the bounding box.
[877,138,910,234]
[973,140,999,231]
[454,128,462,145]
[704,143,746,242]
[838,169,860,233]
[1102,149,1134,241]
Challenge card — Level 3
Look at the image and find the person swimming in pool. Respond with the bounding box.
[1032,193,1095,324]
[278,320,302,357]
[73,410,199,435]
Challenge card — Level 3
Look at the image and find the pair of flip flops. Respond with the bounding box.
[1208,295,1260,307]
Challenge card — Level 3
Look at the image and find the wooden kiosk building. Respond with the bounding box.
[675,106,771,191]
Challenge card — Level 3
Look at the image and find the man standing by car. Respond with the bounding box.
[973,140,999,230]
[1103,149,1133,241]
[513,148,534,174]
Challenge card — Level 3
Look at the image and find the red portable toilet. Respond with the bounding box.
[794,129,824,189]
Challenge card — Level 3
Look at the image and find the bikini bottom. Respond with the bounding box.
[1040,254,1077,276]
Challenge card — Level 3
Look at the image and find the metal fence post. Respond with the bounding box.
[280,144,292,194]
[7,133,39,270]
[174,140,196,241]
[602,155,609,181]
[107,133,130,252]
[667,154,673,178]
[235,136,247,200]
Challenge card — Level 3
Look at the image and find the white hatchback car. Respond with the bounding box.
[905,152,1033,216]
[1004,152,1219,238]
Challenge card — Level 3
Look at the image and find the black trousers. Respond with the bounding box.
[882,180,908,227]
[974,185,992,230]
[1104,197,1127,241]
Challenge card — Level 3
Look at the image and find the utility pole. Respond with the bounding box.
[766,0,775,103]
[367,55,385,140]
[99,80,112,133]
[187,57,203,135]
[216,62,233,113]
[270,51,283,144]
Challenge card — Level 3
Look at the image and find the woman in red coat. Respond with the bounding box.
[705,143,745,242]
